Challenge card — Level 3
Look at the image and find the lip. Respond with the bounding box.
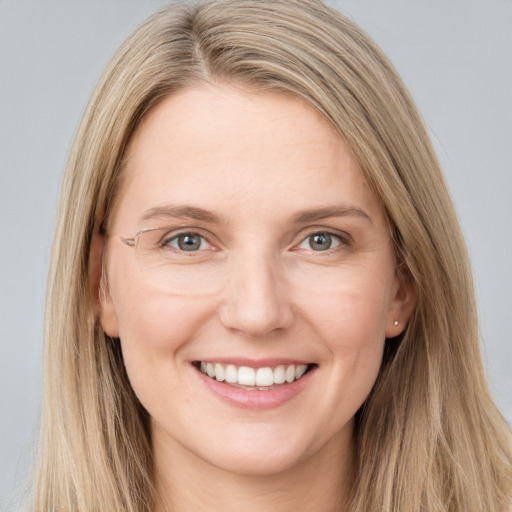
[193,360,317,410]
[196,357,312,368]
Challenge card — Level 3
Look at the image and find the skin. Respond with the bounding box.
[99,84,414,511]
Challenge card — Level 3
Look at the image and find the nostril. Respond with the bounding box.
[218,263,294,337]
[219,299,294,338]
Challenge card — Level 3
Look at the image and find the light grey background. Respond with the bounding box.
[1,0,511,509]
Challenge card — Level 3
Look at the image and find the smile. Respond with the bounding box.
[195,361,314,390]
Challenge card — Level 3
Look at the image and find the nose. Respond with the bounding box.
[219,252,294,338]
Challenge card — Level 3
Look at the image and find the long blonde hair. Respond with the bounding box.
[35,1,512,510]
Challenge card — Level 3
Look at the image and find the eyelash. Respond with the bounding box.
[158,228,351,255]
[295,231,349,254]
[160,231,214,252]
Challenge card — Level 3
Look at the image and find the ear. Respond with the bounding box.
[385,274,416,338]
[99,278,120,338]
[89,217,120,338]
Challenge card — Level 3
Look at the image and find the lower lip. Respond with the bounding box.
[195,366,316,410]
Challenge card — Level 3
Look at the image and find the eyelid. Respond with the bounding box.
[156,227,219,250]
[169,232,210,249]
[291,227,353,248]
[142,225,353,253]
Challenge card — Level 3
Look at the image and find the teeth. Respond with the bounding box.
[256,367,274,387]
[215,363,225,382]
[238,366,256,386]
[225,364,238,383]
[274,365,286,384]
[198,362,311,387]
[295,364,307,379]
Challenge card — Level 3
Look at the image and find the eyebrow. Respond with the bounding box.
[290,205,372,224]
[140,205,223,224]
[139,203,372,226]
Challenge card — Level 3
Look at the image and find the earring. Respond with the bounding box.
[393,320,399,326]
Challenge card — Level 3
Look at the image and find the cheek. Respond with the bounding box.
[115,289,202,351]
[108,267,216,397]
[320,285,387,381]
[298,263,394,346]
[295,265,394,402]
[108,250,216,349]
[306,288,387,434]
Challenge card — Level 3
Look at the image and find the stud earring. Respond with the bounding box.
[393,320,399,326]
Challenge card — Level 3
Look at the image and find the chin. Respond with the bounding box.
[191,421,337,478]
[202,443,310,477]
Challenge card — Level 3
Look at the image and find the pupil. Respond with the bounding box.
[178,234,201,251]
[310,232,331,251]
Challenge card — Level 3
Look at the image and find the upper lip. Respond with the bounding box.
[192,357,315,368]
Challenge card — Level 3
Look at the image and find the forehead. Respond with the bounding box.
[113,84,385,229]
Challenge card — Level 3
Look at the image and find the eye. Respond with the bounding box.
[164,232,211,252]
[298,231,343,251]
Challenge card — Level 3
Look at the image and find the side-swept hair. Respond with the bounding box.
[35,1,512,510]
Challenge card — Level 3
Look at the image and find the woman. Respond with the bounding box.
[33,0,511,510]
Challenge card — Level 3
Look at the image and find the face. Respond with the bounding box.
[100,85,413,477]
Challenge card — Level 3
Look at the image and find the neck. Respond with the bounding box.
[153,429,354,512]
